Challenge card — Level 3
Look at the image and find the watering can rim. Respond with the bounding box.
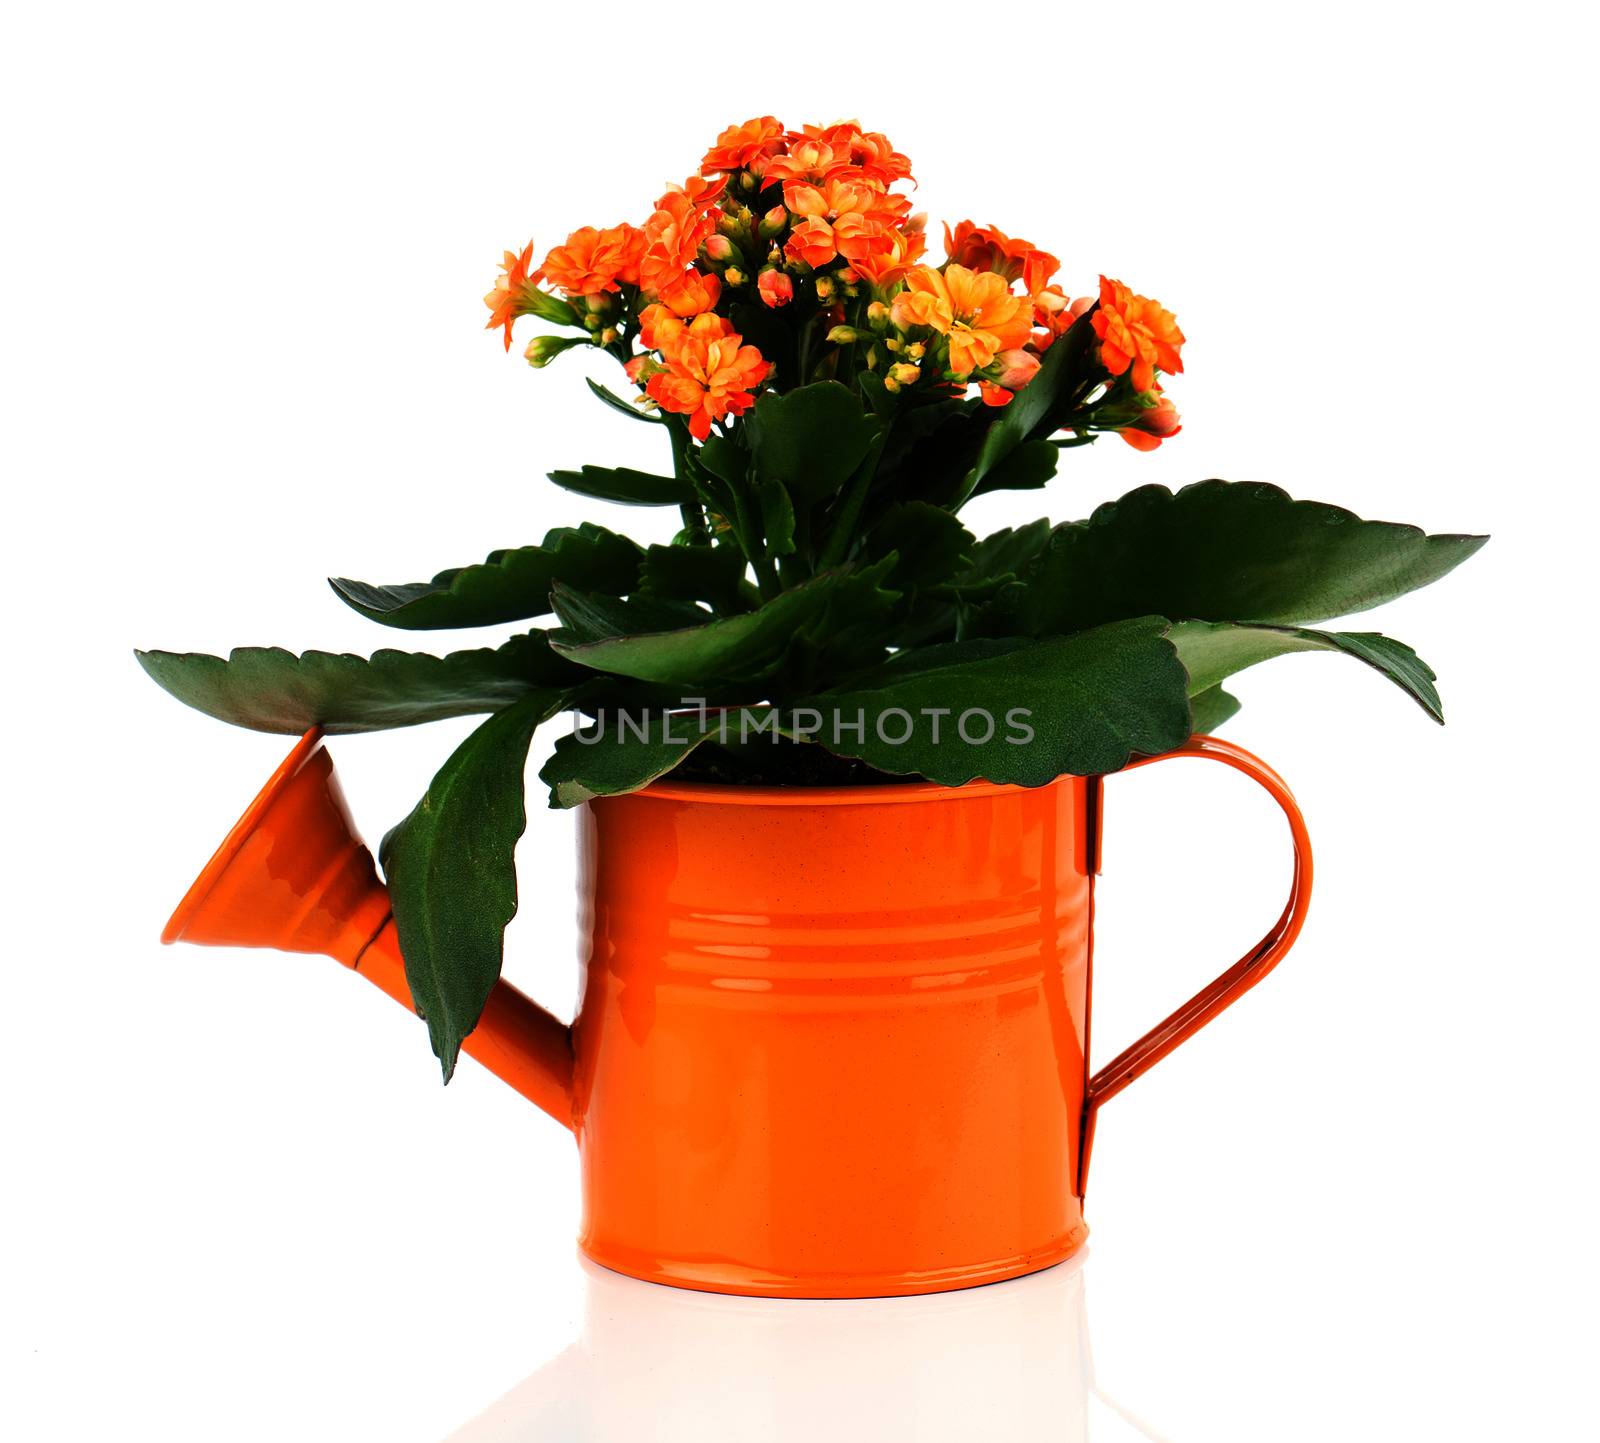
[631,774,1050,807]
[623,740,1231,808]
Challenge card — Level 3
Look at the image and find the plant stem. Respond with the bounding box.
[665,418,710,544]
[817,431,887,572]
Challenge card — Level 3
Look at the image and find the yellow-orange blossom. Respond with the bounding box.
[891,264,1034,377]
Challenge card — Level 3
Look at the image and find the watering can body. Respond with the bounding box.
[165,729,1310,1299]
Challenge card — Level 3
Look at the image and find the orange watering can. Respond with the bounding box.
[165,727,1311,1298]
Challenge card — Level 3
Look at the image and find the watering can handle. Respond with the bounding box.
[1079,735,1313,1185]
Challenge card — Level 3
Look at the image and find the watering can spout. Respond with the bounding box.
[162,729,575,1129]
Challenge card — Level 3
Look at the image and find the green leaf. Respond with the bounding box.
[329,524,643,631]
[380,696,556,1081]
[1189,685,1242,734]
[696,434,748,487]
[586,376,663,424]
[867,503,975,589]
[969,438,1059,496]
[549,584,709,644]
[546,464,694,508]
[551,571,846,687]
[636,541,748,613]
[955,309,1099,504]
[1170,620,1444,722]
[135,633,575,734]
[1007,480,1487,633]
[755,476,796,558]
[795,554,904,676]
[539,710,734,808]
[816,429,889,571]
[798,616,1191,785]
[956,519,1053,587]
[748,381,880,503]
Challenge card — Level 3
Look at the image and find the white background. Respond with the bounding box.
[3,2,1596,1438]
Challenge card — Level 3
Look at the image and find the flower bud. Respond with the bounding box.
[524,333,589,368]
[995,349,1041,390]
[889,362,920,386]
[724,267,746,287]
[758,270,794,308]
[1129,395,1182,438]
[827,325,863,344]
[759,206,788,238]
[1115,394,1182,450]
[704,234,735,262]
[905,341,926,360]
[866,301,891,330]
[814,275,835,301]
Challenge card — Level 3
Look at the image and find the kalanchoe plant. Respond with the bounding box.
[139,116,1485,1080]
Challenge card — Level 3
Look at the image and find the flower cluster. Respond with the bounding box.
[487,119,1186,449]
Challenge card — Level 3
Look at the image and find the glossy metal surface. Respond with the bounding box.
[574,772,1097,1296]
[163,729,1311,1298]
[162,729,574,1127]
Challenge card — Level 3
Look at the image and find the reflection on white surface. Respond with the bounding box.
[446,1253,1169,1442]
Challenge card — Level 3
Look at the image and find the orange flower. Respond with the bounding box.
[792,122,913,186]
[784,216,838,269]
[638,303,687,352]
[943,221,1060,296]
[1091,277,1185,392]
[978,382,1014,407]
[779,177,886,268]
[894,264,1033,377]
[540,224,645,297]
[611,225,646,286]
[1031,287,1095,350]
[645,315,771,440]
[1118,393,1182,451]
[701,116,785,176]
[639,189,718,297]
[483,242,538,351]
[765,137,840,185]
[656,269,721,318]
[758,270,794,308]
[890,283,953,334]
[657,173,727,212]
[844,223,928,289]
